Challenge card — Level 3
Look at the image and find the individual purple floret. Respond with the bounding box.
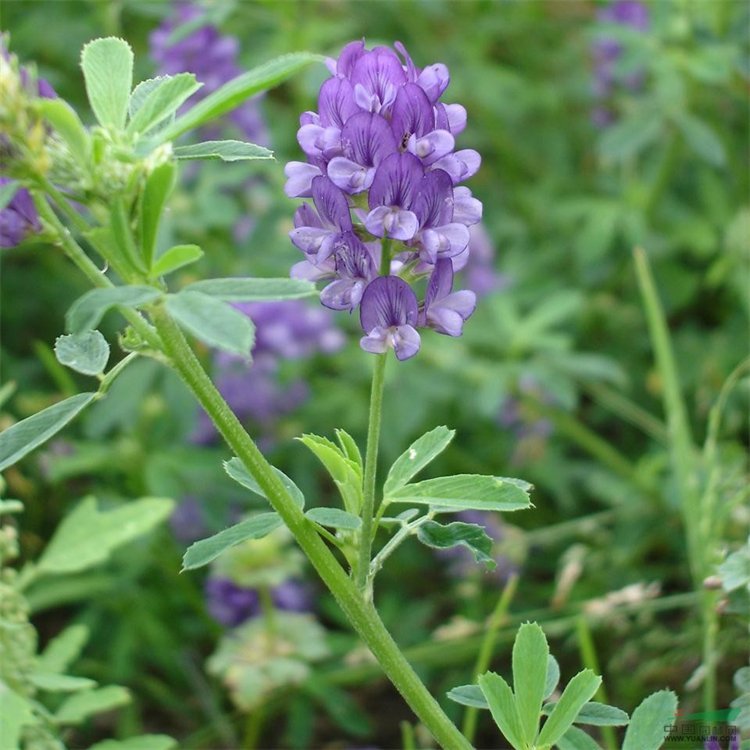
[287,39,482,360]
[420,259,476,337]
[360,275,421,361]
[271,580,313,612]
[592,0,650,126]
[0,178,42,248]
[149,2,266,143]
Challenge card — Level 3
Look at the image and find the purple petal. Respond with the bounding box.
[412,168,454,228]
[365,206,419,241]
[297,123,342,160]
[335,40,366,77]
[327,157,375,193]
[427,291,477,335]
[360,275,419,331]
[430,149,481,184]
[311,176,352,231]
[318,77,358,128]
[452,186,483,225]
[392,324,421,360]
[395,41,419,82]
[334,231,377,280]
[341,111,397,167]
[408,129,455,165]
[360,326,390,354]
[416,63,450,103]
[419,223,470,261]
[442,103,467,134]
[321,278,367,311]
[368,151,424,210]
[284,162,322,197]
[425,258,455,308]
[391,83,434,144]
[290,258,334,281]
[351,47,406,114]
[294,203,322,229]
[289,226,331,257]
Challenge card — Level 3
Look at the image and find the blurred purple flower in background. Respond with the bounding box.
[0,178,42,248]
[287,40,482,360]
[591,0,650,127]
[150,2,266,142]
[205,577,312,627]
[191,300,344,444]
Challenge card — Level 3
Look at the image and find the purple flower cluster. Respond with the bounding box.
[0,45,56,248]
[191,301,344,444]
[0,177,42,248]
[592,0,650,127]
[205,577,312,627]
[286,40,482,360]
[150,2,266,142]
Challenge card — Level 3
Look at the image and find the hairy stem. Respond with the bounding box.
[150,305,472,750]
[357,352,387,593]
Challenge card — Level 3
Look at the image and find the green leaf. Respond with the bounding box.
[478,671,525,750]
[0,179,18,211]
[166,291,255,357]
[335,428,363,468]
[223,456,305,510]
[545,655,561,700]
[556,725,603,750]
[416,520,495,568]
[56,685,130,724]
[305,507,361,530]
[297,434,363,515]
[161,52,320,141]
[54,331,110,376]
[66,286,161,333]
[39,98,90,165]
[537,670,603,748]
[0,688,36,748]
[0,392,97,472]
[182,513,283,570]
[383,425,455,494]
[37,624,89,674]
[513,622,549,745]
[37,496,174,575]
[173,139,273,162]
[126,73,201,137]
[719,546,750,592]
[675,112,726,167]
[385,474,533,513]
[541,701,628,727]
[598,110,663,162]
[29,672,97,692]
[88,735,177,750]
[139,162,176,268]
[183,277,316,302]
[446,684,489,709]
[80,37,133,129]
[622,690,678,750]
[150,244,203,279]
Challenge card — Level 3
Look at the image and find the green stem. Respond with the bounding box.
[150,306,472,750]
[462,574,518,743]
[357,352,387,594]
